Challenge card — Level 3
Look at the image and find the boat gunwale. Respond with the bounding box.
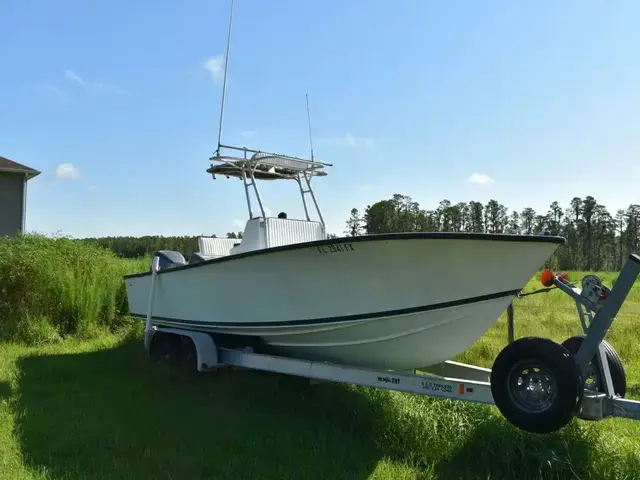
[123,231,565,279]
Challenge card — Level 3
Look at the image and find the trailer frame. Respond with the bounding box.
[142,254,640,432]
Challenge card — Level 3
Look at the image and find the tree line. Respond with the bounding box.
[344,194,640,271]
[79,194,639,272]
[82,231,244,260]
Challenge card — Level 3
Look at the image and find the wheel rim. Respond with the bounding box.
[562,338,604,392]
[583,363,600,391]
[506,360,558,413]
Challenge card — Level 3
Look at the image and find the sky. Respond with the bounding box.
[1,0,640,238]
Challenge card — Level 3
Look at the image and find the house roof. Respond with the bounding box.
[0,156,41,180]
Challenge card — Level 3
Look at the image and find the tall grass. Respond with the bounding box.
[0,233,148,344]
[0,235,638,478]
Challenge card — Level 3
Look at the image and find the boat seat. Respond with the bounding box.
[264,217,325,247]
[198,236,238,257]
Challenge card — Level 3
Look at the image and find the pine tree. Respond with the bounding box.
[344,208,363,236]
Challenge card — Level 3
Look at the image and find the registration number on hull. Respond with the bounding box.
[317,243,355,254]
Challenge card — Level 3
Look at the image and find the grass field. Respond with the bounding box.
[1,242,640,478]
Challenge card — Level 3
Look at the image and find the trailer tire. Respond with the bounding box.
[561,335,626,398]
[148,332,181,364]
[180,335,199,374]
[491,336,583,434]
[148,332,198,373]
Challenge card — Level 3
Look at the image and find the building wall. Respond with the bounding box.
[0,172,25,238]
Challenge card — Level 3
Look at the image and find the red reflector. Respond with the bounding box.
[540,270,555,287]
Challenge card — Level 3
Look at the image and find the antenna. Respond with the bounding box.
[216,0,235,154]
[305,93,315,162]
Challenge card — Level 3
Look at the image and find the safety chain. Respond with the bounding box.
[516,286,557,299]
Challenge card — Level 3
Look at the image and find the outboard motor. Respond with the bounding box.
[153,250,187,271]
[189,252,208,264]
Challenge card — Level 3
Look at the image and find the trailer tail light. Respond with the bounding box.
[540,270,555,287]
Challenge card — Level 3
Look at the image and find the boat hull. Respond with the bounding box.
[125,234,563,370]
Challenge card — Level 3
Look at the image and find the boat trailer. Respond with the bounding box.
[143,253,640,434]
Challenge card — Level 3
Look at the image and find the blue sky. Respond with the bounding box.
[2,0,639,238]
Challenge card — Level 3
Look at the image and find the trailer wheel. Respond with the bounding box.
[148,332,200,374]
[490,336,583,434]
[180,335,199,374]
[561,335,626,397]
[148,332,181,364]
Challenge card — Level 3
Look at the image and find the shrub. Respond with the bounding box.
[0,233,148,344]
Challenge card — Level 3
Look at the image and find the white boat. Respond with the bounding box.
[123,0,564,371]
[124,147,564,370]
[124,1,640,437]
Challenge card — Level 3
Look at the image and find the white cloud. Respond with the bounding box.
[240,130,256,137]
[318,133,375,149]
[87,185,99,192]
[54,163,81,180]
[63,69,130,96]
[34,84,69,103]
[64,69,85,86]
[92,83,131,96]
[247,205,273,219]
[253,206,273,217]
[202,55,225,84]
[467,173,495,185]
[232,218,245,230]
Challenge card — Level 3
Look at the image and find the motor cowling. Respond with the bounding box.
[152,250,187,271]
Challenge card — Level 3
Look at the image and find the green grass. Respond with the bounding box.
[0,233,148,344]
[0,236,639,478]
